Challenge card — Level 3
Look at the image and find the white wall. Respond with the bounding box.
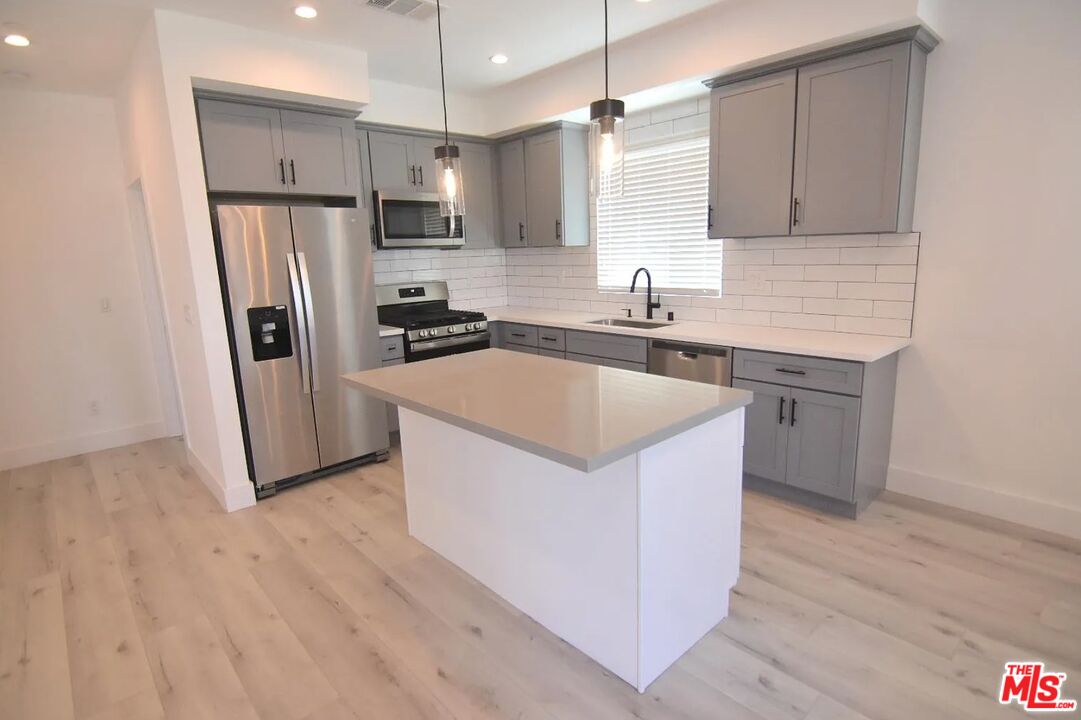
[887,0,1081,536]
[0,88,167,469]
[115,10,372,510]
[477,0,922,133]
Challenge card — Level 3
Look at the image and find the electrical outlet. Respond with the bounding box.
[183,304,193,324]
[100,297,112,313]
[89,400,100,416]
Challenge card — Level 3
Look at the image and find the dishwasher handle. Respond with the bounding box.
[650,340,729,357]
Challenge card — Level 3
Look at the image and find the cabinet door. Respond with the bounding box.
[785,387,860,501]
[733,379,790,484]
[708,70,797,239]
[368,131,416,190]
[499,140,528,247]
[525,130,564,247]
[197,99,287,193]
[792,43,911,235]
[459,142,498,248]
[411,136,442,190]
[280,111,359,197]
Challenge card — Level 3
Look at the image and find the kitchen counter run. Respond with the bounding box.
[342,348,751,471]
[485,306,909,362]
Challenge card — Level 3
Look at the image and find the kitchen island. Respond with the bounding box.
[343,348,753,692]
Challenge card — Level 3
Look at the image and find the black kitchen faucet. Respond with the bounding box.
[630,267,662,320]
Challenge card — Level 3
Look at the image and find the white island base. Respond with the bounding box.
[398,406,745,693]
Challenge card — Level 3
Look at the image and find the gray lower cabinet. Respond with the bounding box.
[785,388,860,499]
[733,379,789,484]
[734,348,897,516]
[505,343,538,355]
[705,30,933,237]
[538,348,565,359]
[708,70,797,239]
[498,140,528,247]
[197,99,358,197]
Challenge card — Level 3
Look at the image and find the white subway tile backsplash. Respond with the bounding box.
[805,234,879,248]
[772,281,837,298]
[873,300,914,319]
[742,296,803,313]
[804,265,877,282]
[741,236,807,249]
[743,264,804,281]
[673,113,710,135]
[627,121,674,145]
[773,248,841,265]
[650,98,701,123]
[840,246,919,265]
[723,249,774,265]
[837,282,915,301]
[835,316,911,336]
[875,265,918,283]
[802,298,874,317]
[771,312,837,331]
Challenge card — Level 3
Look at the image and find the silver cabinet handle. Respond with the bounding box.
[555,219,562,241]
[418,166,424,186]
[286,253,311,394]
[792,197,801,226]
[297,252,320,393]
[410,165,417,185]
[289,159,297,185]
[518,222,525,244]
[775,367,807,376]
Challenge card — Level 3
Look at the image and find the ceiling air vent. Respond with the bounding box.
[364,0,438,21]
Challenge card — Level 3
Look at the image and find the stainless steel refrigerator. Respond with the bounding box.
[214,205,389,497]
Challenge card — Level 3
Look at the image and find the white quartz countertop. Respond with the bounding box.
[485,307,909,362]
[378,324,404,338]
[343,348,752,472]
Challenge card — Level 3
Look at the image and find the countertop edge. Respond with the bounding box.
[485,307,910,363]
[342,374,751,473]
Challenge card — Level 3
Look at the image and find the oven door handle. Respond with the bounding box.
[409,331,490,353]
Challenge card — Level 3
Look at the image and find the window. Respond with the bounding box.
[596,132,720,295]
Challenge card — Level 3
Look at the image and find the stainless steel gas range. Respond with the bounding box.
[375,281,490,362]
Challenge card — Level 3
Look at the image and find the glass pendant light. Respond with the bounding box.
[590,0,625,198]
[433,0,464,218]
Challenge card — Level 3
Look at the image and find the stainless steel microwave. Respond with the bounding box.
[373,190,465,249]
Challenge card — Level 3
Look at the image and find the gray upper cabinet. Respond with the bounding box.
[785,388,860,500]
[499,139,528,247]
[411,136,442,190]
[458,142,499,248]
[705,29,933,237]
[197,99,358,197]
[198,100,288,194]
[367,131,416,190]
[792,43,913,235]
[521,126,589,247]
[525,131,564,247]
[734,379,790,484]
[279,111,359,197]
[708,70,796,239]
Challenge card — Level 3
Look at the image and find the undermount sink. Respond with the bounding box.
[587,318,677,330]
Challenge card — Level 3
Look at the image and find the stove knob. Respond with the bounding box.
[447,325,456,334]
[419,329,429,338]
[466,322,475,330]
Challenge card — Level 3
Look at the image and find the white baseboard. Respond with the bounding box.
[887,466,1081,541]
[0,421,168,472]
[184,446,256,513]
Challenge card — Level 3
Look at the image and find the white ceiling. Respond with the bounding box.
[0,0,727,96]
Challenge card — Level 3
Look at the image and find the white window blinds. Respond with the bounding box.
[596,132,721,295]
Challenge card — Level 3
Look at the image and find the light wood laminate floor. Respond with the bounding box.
[2,437,1079,720]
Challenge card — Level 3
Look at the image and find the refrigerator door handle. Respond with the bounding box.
[296,252,321,393]
[286,253,312,394]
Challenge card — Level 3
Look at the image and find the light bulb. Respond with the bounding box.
[599,132,616,172]
[443,167,458,199]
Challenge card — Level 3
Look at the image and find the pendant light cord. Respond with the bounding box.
[604,0,609,99]
[436,0,449,145]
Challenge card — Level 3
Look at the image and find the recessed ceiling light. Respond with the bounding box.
[3,33,30,47]
[294,5,318,19]
[489,54,508,65]
[636,0,652,3]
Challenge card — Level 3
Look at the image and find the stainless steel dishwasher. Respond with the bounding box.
[647,340,733,386]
